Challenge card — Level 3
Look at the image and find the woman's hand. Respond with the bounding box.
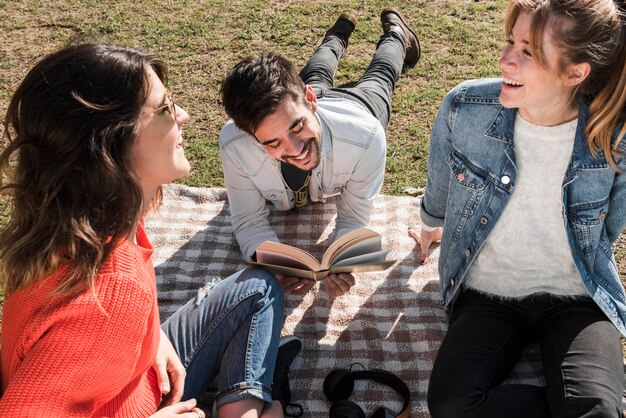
[150,399,205,417]
[324,273,355,298]
[276,274,315,295]
[409,227,442,264]
[153,329,186,406]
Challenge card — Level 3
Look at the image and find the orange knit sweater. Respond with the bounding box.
[0,222,162,417]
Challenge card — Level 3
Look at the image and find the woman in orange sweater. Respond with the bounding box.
[0,44,295,418]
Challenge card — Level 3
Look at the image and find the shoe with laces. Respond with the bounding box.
[380,7,420,67]
[324,12,357,47]
[272,335,303,417]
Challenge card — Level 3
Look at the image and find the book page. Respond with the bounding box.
[321,227,381,268]
[250,259,394,280]
[329,236,383,266]
[328,260,395,275]
[331,249,389,267]
[249,261,329,280]
[255,241,321,271]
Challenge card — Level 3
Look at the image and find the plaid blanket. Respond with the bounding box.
[145,184,542,417]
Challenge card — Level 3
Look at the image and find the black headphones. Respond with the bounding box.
[323,363,411,418]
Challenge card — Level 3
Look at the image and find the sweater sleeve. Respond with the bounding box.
[0,273,157,417]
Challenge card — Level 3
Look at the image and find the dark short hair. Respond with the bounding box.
[220,52,306,135]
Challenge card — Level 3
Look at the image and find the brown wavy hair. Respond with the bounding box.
[504,0,626,168]
[0,44,167,295]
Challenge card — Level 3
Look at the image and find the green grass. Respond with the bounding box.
[0,0,625,330]
[0,0,508,198]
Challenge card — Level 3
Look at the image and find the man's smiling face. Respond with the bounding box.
[254,87,322,171]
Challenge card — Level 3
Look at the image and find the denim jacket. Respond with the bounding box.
[420,78,626,336]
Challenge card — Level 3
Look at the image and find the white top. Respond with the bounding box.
[463,114,587,298]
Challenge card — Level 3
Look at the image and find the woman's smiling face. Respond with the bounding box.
[498,12,578,126]
[132,66,191,202]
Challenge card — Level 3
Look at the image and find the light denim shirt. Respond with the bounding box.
[219,98,386,261]
[420,78,626,336]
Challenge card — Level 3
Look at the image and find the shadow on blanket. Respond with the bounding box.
[146,184,543,417]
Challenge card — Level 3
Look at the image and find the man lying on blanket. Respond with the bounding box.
[218,10,420,297]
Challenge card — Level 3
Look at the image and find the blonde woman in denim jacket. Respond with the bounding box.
[413,1,626,416]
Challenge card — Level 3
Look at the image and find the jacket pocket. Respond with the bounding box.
[446,150,489,218]
[261,189,290,209]
[447,150,491,190]
[568,197,609,268]
[323,176,349,199]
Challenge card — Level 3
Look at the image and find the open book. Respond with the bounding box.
[250,227,395,280]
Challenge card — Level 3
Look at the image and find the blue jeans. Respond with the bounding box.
[161,267,284,408]
[299,30,405,130]
[427,288,624,418]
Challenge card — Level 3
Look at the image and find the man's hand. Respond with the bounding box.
[324,273,355,298]
[408,227,442,264]
[276,273,354,297]
[153,329,186,406]
[276,274,315,295]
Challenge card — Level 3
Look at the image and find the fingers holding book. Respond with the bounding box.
[324,273,355,298]
[275,272,354,298]
[276,274,316,295]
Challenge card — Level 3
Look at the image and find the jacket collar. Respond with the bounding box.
[485,96,608,169]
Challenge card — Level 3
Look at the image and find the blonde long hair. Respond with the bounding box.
[504,0,626,168]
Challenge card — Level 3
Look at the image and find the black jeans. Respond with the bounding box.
[299,30,405,130]
[428,288,623,418]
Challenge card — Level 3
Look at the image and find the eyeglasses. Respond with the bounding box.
[147,90,177,123]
